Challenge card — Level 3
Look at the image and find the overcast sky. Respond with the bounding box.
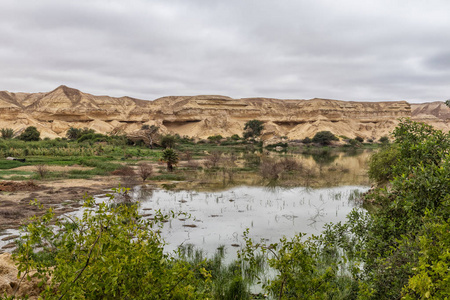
[1,0,449,103]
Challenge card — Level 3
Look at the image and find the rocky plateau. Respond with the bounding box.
[1,85,449,141]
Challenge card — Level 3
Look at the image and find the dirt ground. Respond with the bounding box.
[0,253,45,299]
[0,176,123,231]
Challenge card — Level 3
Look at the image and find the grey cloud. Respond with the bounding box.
[0,0,450,101]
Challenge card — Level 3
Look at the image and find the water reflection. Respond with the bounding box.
[131,185,369,256]
[176,149,372,191]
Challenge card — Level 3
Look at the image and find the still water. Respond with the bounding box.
[0,149,372,254]
[131,185,369,255]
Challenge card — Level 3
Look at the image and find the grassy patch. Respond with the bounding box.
[0,160,29,169]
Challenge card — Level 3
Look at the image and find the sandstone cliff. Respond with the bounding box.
[0,85,448,140]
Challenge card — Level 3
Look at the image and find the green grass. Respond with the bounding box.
[0,160,30,169]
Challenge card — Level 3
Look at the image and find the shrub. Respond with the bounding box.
[355,136,364,143]
[230,134,240,141]
[312,131,338,145]
[368,145,399,184]
[207,135,223,143]
[12,190,211,299]
[379,136,389,144]
[137,163,153,182]
[18,126,40,141]
[66,127,82,140]
[302,137,312,144]
[35,164,49,179]
[1,128,14,139]
[160,135,176,149]
[205,151,222,168]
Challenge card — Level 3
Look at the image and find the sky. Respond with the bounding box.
[1,0,449,103]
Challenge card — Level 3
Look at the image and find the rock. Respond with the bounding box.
[0,85,448,140]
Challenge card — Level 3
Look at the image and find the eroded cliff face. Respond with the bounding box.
[0,85,446,140]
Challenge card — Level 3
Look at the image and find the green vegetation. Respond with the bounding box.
[207,134,223,143]
[243,119,264,139]
[12,189,212,299]
[161,148,179,171]
[17,126,40,141]
[5,119,450,299]
[161,134,177,149]
[312,130,339,145]
[1,128,14,139]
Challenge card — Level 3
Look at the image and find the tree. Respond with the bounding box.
[312,131,338,145]
[1,128,14,139]
[243,120,264,139]
[160,135,176,149]
[18,126,40,141]
[161,148,179,171]
[66,127,96,141]
[66,127,82,140]
[143,125,159,148]
[325,119,450,299]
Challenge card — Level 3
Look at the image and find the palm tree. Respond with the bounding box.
[161,148,179,171]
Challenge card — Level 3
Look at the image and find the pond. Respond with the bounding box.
[0,148,373,254]
[131,185,369,256]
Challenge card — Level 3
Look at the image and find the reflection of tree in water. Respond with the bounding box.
[135,187,154,202]
[311,149,338,168]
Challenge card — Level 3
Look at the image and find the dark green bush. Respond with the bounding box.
[312,131,338,145]
[18,126,40,141]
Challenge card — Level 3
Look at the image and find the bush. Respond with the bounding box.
[368,145,399,184]
[207,135,223,143]
[18,126,40,141]
[205,151,222,168]
[35,164,49,179]
[137,163,153,182]
[355,136,364,143]
[302,137,312,144]
[379,136,389,144]
[12,190,211,299]
[230,134,240,141]
[1,128,14,139]
[160,135,176,149]
[312,131,338,145]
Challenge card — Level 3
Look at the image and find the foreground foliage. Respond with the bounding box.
[11,189,212,299]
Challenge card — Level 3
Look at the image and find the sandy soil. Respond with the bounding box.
[0,253,45,299]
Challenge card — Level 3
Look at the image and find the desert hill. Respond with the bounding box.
[1,85,449,140]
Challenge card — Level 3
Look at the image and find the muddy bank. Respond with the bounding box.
[0,177,122,232]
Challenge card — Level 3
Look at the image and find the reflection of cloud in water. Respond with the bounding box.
[130,185,370,258]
